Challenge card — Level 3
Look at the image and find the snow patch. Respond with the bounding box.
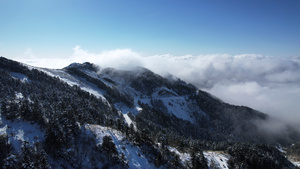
[168,146,191,164]
[114,102,137,129]
[123,113,133,126]
[85,124,156,169]
[290,160,300,167]
[204,151,230,169]
[0,117,45,152]
[15,92,24,100]
[40,68,109,103]
[0,125,6,135]
[10,72,30,83]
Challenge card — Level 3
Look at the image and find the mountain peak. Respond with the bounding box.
[64,62,99,72]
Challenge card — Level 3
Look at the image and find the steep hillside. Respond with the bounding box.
[0,57,299,169]
[51,61,297,144]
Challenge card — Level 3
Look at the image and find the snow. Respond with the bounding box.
[10,72,30,83]
[276,145,286,153]
[0,117,45,152]
[291,161,300,167]
[152,87,178,98]
[114,102,137,129]
[137,94,197,123]
[15,92,24,100]
[0,125,6,135]
[160,96,194,122]
[65,63,81,68]
[40,68,109,103]
[167,146,230,169]
[123,113,133,126]
[168,146,191,164]
[204,151,230,169]
[85,124,156,169]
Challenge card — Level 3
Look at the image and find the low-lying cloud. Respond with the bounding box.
[18,46,300,131]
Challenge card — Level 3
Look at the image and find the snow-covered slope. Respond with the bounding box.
[204,151,230,169]
[40,68,108,101]
[0,117,45,153]
[86,124,156,169]
[40,64,204,124]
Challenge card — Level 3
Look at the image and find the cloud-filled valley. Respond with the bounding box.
[17,46,300,130]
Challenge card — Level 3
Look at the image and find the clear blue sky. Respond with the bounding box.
[0,0,299,58]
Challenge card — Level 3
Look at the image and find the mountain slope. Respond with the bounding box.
[0,57,298,169]
[43,61,297,144]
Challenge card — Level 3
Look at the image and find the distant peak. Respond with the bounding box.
[64,62,99,72]
[65,62,81,68]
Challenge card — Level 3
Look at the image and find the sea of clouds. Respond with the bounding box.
[17,46,300,131]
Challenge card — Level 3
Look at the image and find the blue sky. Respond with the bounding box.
[0,0,300,58]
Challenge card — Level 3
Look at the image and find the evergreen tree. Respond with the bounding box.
[19,141,34,169]
[0,134,11,167]
[34,149,51,169]
[191,151,208,169]
[102,135,118,156]
[3,154,18,169]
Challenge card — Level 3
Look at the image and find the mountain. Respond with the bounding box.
[0,56,299,169]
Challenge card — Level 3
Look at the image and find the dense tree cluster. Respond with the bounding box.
[2,141,51,169]
[0,134,11,167]
[227,143,294,169]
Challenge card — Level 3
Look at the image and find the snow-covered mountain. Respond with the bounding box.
[0,57,299,169]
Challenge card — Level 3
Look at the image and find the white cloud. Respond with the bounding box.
[18,46,300,131]
[71,46,144,70]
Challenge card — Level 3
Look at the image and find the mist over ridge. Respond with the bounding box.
[15,46,300,131]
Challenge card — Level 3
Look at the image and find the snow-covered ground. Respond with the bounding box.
[204,151,230,169]
[167,146,230,169]
[0,116,45,152]
[10,72,30,83]
[123,113,133,126]
[85,124,156,169]
[138,94,197,123]
[168,146,191,165]
[40,68,109,104]
[290,160,300,167]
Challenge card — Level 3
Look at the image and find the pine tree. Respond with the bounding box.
[34,149,51,169]
[191,151,208,169]
[0,134,11,166]
[19,141,34,169]
[102,135,118,156]
[3,154,18,169]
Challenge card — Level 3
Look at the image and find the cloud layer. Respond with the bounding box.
[18,46,300,130]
